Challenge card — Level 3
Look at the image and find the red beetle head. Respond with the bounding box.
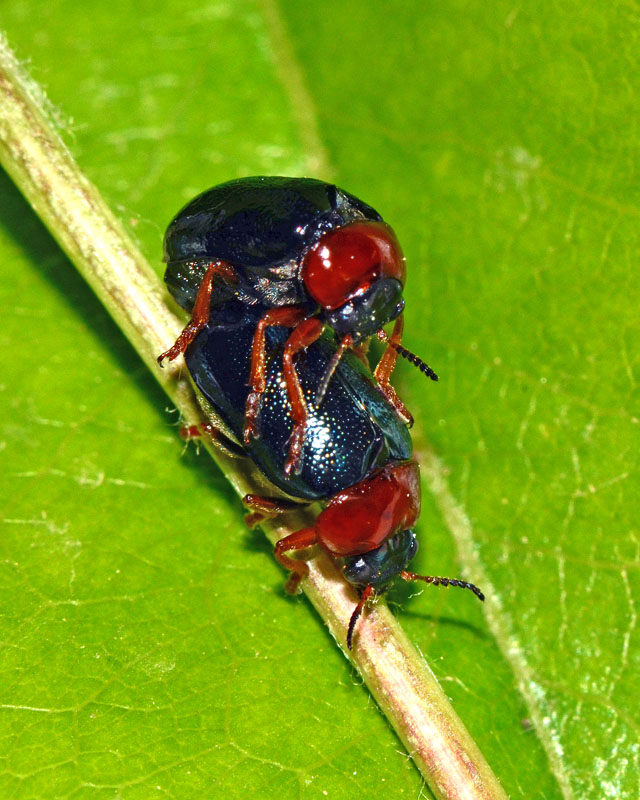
[301,221,406,341]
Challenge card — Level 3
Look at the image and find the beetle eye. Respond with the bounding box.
[302,221,406,310]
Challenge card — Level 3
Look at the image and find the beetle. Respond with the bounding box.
[157,177,437,476]
[163,297,483,649]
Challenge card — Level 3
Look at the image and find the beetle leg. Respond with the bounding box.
[242,494,306,529]
[374,315,413,426]
[282,318,325,476]
[274,527,318,593]
[157,260,237,365]
[244,306,309,443]
[180,422,246,458]
[347,584,376,650]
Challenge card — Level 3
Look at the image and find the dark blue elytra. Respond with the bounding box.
[185,300,412,502]
[163,176,382,313]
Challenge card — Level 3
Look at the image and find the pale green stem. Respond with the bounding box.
[0,34,508,800]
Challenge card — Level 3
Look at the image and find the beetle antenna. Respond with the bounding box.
[400,570,485,601]
[377,330,438,382]
[347,584,375,650]
[315,334,354,407]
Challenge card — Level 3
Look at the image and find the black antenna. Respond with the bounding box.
[377,330,439,382]
[400,571,485,601]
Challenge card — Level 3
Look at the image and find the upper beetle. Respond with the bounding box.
[158,177,437,475]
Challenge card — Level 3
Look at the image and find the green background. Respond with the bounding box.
[1,1,638,798]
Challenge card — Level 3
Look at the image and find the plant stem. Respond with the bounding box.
[0,34,508,800]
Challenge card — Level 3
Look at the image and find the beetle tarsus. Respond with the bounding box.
[157,334,191,365]
[284,424,306,477]
[243,391,262,443]
[347,584,375,650]
[242,494,305,529]
[274,528,316,593]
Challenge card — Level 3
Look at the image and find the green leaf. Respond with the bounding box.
[1,2,637,799]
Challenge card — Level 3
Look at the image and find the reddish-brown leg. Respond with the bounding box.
[180,422,245,458]
[374,315,413,425]
[242,494,305,529]
[274,527,318,593]
[157,260,236,365]
[347,583,375,650]
[243,306,309,443]
[281,318,325,475]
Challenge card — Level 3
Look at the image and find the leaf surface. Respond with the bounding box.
[1,1,637,798]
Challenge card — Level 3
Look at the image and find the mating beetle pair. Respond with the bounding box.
[159,176,483,648]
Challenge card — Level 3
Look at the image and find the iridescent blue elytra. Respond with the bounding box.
[164,176,383,313]
[185,300,412,501]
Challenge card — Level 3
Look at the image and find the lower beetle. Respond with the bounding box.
[157,177,438,476]
[166,299,483,649]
